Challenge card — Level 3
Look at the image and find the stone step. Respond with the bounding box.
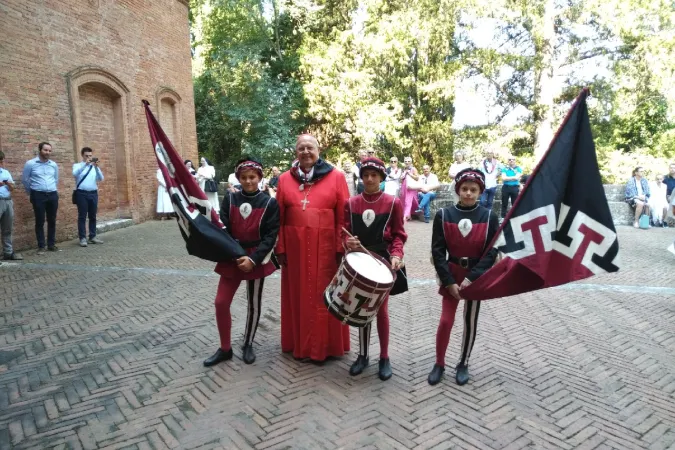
[96,218,135,234]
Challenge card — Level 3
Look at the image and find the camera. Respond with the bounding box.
[91,157,99,163]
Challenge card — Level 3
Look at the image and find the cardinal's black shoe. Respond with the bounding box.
[203,348,233,367]
[455,363,470,385]
[242,344,256,365]
[349,355,369,376]
[428,364,445,385]
[378,358,392,381]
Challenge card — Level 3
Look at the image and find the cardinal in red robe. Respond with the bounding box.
[275,135,351,361]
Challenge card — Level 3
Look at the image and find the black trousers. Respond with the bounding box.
[30,191,59,248]
[75,190,98,239]
[501,185,519,218]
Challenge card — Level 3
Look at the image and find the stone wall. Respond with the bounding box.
[0,0,197,250]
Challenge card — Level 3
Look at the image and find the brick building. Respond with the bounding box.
[0,0,198,250]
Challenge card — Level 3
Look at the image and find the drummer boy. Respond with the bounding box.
[343,157,407,381]
[203,157,280,368]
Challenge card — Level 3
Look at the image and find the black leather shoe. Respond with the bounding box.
[349,355,369,376]
[378,358,392,381]
[428,364,445,385]
[242,344,256,364]
[455,363,470,385]
[203,348,233,367]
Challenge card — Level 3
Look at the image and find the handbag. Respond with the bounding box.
[638,212,650,229]
[72,165,94,204]
[205,179,218,193]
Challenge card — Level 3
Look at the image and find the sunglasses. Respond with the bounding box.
[390,159,397,162]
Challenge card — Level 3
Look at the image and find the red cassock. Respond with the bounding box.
[276,167,351,360]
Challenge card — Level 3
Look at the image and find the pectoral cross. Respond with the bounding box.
[301,197,310,210]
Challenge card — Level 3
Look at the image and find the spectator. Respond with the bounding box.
[355,150,368,194]
[624,166,650,229]
[478,150,501,209]
[266,166,280,197]
[342,161,358,197]
[648,174,669,227]
[197,157,220,213]
[401,156,420,221]
[664,163,675,198]
[0,151,22,260]
[72,147,104,247]
[448,151,470,204]
[156,168,173,219]
[227,172,240,193]
[22,142,59,254]
[500,156,522,218]
[184,159,197,176]
[417,165,440,223]
[384,156,402,196]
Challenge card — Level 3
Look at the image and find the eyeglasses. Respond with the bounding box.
[390,159,397,162]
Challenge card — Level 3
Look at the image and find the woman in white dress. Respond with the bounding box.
[447,152,470,203]
[384,157,402,196]
[156,168,174,218]
[196,157,220,213]
[648,174,669,227]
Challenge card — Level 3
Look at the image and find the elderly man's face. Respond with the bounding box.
[359,151,367,161]
[404,158,412,166]
[423,166,431,175]
[272,167,280,176]
[296,136,320,168]
[343,161,352,171]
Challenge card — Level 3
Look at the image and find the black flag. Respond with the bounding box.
[143,101,246,263]
[462,89,620,301]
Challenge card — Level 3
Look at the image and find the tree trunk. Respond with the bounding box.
[533,0,556,161]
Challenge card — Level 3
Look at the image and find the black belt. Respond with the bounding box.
[449,255,480,269]
[77,189,98,193]
[238,240,261,249]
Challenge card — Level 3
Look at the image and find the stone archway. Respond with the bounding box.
[67,67,132,218]
[156,87,183,155]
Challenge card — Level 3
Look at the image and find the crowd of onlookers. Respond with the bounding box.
[624,163,675,229]
[2,144,672,262]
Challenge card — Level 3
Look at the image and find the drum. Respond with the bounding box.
[324,250,395,327]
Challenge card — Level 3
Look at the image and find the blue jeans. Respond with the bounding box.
[30,190,59,248]
[480,187,496,209]
[76,190,98,239]
[417,191,437,220]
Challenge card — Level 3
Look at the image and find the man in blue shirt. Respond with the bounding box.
[0,151,23,261]
[22,142,60,254]
[500,156,523,219]
[73,147,105,247]
[665,163,675,198]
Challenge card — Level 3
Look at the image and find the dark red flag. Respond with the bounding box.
[461,89,620,301]
[142,100,246,263]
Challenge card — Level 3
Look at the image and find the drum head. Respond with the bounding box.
[345,252,394,284]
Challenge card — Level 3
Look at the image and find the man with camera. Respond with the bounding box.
[72,147,104,247]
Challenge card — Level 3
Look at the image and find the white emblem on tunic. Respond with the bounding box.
[458,218,472,237]
[240,203,252,220]
[362,209,376,227]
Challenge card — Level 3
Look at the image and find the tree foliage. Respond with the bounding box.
[191,0,675,182]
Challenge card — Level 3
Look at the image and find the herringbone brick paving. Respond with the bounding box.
[1,221,674,449]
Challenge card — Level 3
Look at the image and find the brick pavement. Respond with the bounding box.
[1,221,674,449]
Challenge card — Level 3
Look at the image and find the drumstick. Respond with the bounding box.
[341,227,373,256]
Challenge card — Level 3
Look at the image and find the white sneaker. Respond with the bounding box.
[89,237,104,244]
[79,238,88,247]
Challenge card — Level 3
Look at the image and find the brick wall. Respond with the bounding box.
[0,0,197,250]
